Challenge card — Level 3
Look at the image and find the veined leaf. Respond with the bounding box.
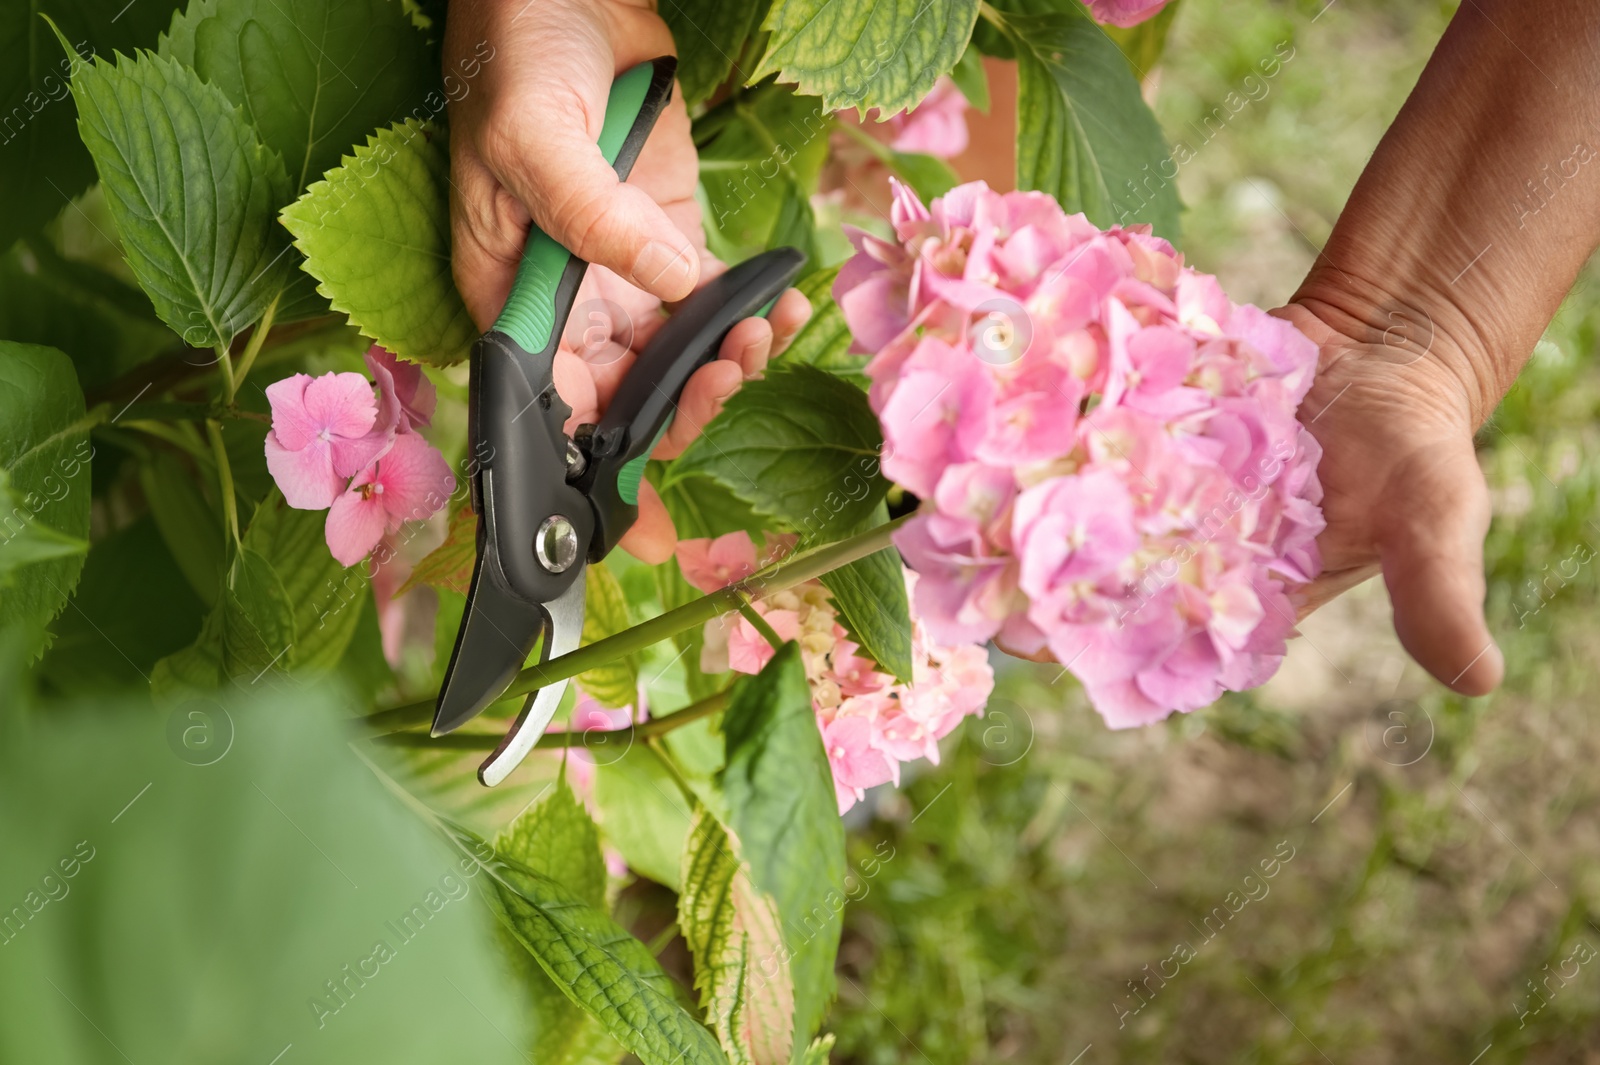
[440,818,727,1065]
[577,560,639,710]
[819,544,912,683]
[60,40,294,347]
[669,363,886,537]
[140,451,223,607]
[0,0,182,251]
[662,0,769,108]
[654,461,767,541]
[281,119,476,366]
[721,644,846,1052]
[161,0,437,191]
[494,773,624,1065]
[679,809,795,1065]
[775,266,867,387]
[595,744,695,890]
[0,342,93,661]
[398,502,475,596]
[1006,8,1181,239]
[242,495,365,672]
[752,0,980,116]
[150,547,295,698]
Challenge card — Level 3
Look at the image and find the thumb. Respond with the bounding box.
[480,86,699,304]
[1378,439,1504,696]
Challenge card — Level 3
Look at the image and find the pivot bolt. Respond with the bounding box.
[534,515,579,573]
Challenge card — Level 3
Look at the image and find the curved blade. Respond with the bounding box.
[479,573,586,787]
[433,542,547,737]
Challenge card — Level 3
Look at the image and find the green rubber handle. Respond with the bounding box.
[492,60,673,354]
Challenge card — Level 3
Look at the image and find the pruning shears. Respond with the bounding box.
[434,56,806,787]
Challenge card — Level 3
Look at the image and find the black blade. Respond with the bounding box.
[432,544,546,736]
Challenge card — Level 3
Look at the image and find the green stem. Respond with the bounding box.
[835,119,894,162]
[371,687,732,750]
[205,419,240,551]
[213,344,236,404]
[736,591,784,651]
[230,292,281,402]
[362,514,910,733]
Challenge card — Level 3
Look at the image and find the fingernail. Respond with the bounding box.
[632,240,695,296]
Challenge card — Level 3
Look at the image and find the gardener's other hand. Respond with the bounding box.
[1275,300,1503,696]
[444,0,811,563]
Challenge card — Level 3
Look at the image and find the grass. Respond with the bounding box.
[830,2,1600,1061]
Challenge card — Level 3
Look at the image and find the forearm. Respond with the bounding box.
[1293,0,1600,426]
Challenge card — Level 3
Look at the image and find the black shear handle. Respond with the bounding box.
[575,246,807,559]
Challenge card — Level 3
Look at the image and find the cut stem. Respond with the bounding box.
[362,514,909,733]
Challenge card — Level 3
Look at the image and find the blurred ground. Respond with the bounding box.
[831,1,1600,1061]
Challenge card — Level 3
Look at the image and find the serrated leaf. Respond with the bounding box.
[0,0,183,251]
[1007,8,1181,239]
[721,644,846,1052]
[438,818,727,1065]
[663,0,769,107]
[150,547,295,698]
[494,772,625,1065]
[819,544,911,683]
[398,501,475,596]
[577,560,639,710]
[595,744,695,890]
[799,1035,836,1064]
[776,267,867,387]
[242,495,364,672]
[161,0,437,191]
[697,84,830,265]
[752,0,980,115]
[61,42,294,347]
[140,451,223,607]
[281,119,476,366]
[654,462,767,541]
[0,342,93,661]
[679,809,795,1065]
[669,363,886,537]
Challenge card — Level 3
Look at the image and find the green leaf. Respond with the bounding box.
[752,0,981,115]
[440,818,727,1065]
[800,1035,836,1064]
[0,0,183,252]
[37,513,203,695]
[0,342,92,660]
[1007,8,1181,239]
[0,240,170,390]
[242,495,365,672]
[883,148,959,202]
[140,450,223,607]
[819,544,912,683]
[398,501,475,596]
[161,0,438,191]
[594,744,695,890]
[679,808,795,1065]
[950,41,990,112]
[663,0,769,108]
[0,689,531,1064]
[62,42,294,347]
[697,84,830,265]
[282,120,475,365]
[669,363,886,537]
[0,469,85,578]
[654,463,767,541]
[576,560,639,710]
[776,267,867,387]
[149,547,295,697]
[720,644,846,1051]
[494,772,625,1065]
[1101,0,1182,78]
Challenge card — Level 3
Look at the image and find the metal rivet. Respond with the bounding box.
[534,515,579,573]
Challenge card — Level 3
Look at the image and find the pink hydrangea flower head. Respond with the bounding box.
[837,179,1325,730]
[365,345,437,432]
[1083,0,1173,28]
[264,372,391,509]
[325,434,456,566]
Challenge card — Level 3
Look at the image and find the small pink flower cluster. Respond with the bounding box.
[264,346,455,566]
[677,531,994,813]
[835,180,1325,729]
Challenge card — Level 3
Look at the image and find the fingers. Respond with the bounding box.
[619,478,677,563]
[1378,441,1504,696]
[654,359,743,460]
[767,288,813,354]
[720,316,775,377]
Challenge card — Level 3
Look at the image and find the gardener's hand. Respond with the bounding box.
[1274,300,1503,695]
[444,0,811,563]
